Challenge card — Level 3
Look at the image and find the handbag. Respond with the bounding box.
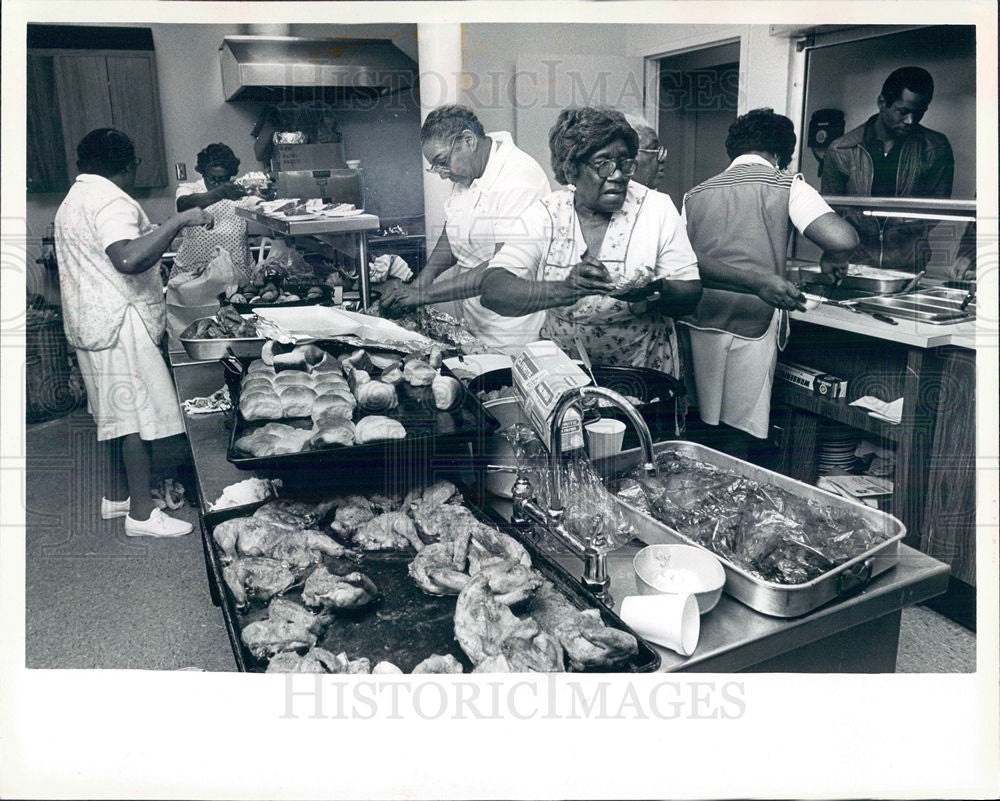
[166,246,239,337]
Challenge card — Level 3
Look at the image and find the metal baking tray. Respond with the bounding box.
[597,440,905,618]
[178,318,265,361]
[224,353,499,471]
[467,366,685,447]
[204,486,661,673]
[853,289,976,325]
[790,262,915,294]
[230,283,334,314]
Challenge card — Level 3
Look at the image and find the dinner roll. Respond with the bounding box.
[279,385,318,417]
[356,380,398,412]
[307,420,356,449]
[312,394,355,421]
[273,370,314,388]
[354,415,407,444]
[240,391,284,421]
[403,360,437,387]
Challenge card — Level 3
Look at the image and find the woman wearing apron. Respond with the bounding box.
[479,107,702,377]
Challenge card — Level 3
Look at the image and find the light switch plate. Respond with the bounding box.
[175,162,187,181]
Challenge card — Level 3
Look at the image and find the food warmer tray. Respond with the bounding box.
[204,485,661,673]
[788,261,915,294]
[467,365,686,446]
[224,353,500,471]
[229,284,335,314]
[178,318,265,361]
[598,440,905,618]
[852,287,976,325]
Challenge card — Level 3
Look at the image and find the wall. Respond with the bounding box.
[800,26,976,198]
[26,22,423,301]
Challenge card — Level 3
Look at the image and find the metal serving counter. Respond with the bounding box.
[171,355,950,673]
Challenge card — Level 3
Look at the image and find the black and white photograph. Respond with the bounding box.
[2,1,997,799]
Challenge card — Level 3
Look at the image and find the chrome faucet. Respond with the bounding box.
[511,385,658,605]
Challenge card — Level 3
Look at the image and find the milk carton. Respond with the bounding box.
[512,341,592,452]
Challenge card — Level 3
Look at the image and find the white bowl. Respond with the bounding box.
[633,544,726,614]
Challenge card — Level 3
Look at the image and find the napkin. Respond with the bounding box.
[849,395,903,424]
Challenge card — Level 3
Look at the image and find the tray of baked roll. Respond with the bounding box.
[224,341,499,471]
[204,477,660,673]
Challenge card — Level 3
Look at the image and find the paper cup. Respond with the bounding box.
[585,418,627,460]
[619,593,700,656]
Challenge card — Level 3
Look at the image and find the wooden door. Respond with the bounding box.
[27,54,69,192]
[106,54,167,187]
[53,55,114,183]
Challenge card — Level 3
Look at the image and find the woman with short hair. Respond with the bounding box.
[172,142,256,281]
[479,106,702,374]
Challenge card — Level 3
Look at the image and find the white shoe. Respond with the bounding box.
[101,497,131,519]
[124,508,193,538]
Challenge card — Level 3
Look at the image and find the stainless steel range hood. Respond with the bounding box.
[220,36,417,101]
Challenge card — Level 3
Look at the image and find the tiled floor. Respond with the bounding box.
[23,409,977,672]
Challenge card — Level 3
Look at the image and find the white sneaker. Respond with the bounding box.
[124,508,193,538]
[101,497,131,519]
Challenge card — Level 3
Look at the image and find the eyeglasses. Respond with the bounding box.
[425,133,465,175]
[638,146,668,163]
[132,157,143,168]
[587,157,638,179]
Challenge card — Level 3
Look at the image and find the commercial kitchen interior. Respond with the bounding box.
[21,20,982,673]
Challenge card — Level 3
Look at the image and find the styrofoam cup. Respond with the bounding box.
[585,418,627,460]
[619,593,700,656]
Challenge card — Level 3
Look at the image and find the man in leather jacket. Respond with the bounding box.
[821,67,954,270]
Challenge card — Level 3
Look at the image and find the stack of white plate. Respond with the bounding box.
[816,423,860,475]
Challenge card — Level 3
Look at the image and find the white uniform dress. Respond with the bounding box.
[442,131,550,354]
[681,154,834,438]
[54,174,184,442]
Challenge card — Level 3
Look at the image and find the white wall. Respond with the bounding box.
[26,22,424,301]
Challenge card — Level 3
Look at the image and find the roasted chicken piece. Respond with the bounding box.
[213,517,349,568]
[302,565,379,610]
[408,529,472,596]
[329,495,375,539]
[411,654,464,674]
[252,499,322,529]
[222,556,299,609]
[408,502,480,547]
[467,524,532,576]
[527,581,638,671]
[265,650,327,673]
[352,510,421,551]
[241,598,324,660]
[372,660,404,674]
[403,479,460,510]
[454,569,559,671]
[477,561,543,606]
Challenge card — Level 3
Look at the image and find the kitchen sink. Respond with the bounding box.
[854,287,976,324]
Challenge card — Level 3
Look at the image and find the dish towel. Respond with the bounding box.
[849,395,903,424]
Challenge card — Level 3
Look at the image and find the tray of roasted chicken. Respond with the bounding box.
[224,341,499,471]
[203,479,661,674]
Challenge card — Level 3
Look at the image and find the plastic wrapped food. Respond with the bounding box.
[614,451,887,584]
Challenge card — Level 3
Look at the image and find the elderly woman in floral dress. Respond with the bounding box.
[479,107,701,375]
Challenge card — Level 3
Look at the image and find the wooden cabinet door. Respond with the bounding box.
[26,54,69,192]
[53,55,114,184]
[106,54,167,188]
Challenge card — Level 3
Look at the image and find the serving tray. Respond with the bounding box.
[204,486,661,673]
[600,441,905,618]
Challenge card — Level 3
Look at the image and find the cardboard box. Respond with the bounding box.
[775,360,848,399]
[512,341,591,452]
[271,143,346,172]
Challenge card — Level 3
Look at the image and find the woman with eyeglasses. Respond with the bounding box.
[624,113,669,191]
[172,143,257,282]
[479,107,702,375]
[378,105,550,354]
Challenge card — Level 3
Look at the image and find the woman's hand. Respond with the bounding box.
[380,280,424,316]
[181,208,215,229]
[212,182,247,202]
[756,273,806,311]
[562,255,615,301]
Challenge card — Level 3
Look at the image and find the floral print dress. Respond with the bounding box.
[534,183,699,376]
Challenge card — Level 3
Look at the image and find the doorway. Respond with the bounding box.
[655,42,740,203]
